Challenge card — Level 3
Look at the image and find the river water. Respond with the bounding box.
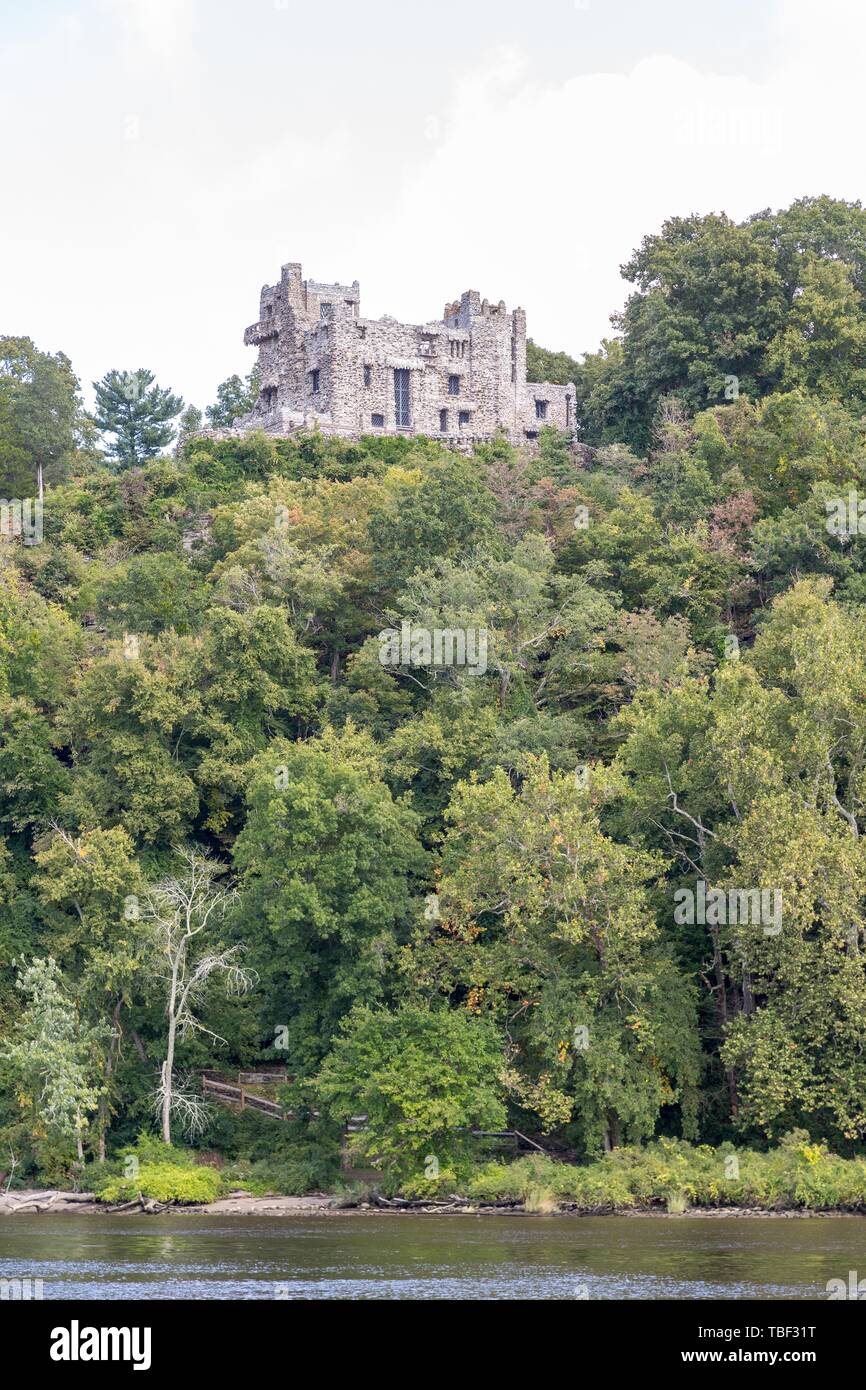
[2,1212,865,1299]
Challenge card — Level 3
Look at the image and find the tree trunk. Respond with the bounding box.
[162,962,180,1144]
[742,968,755,1017]
[604,1111,620,1152]
[726,1066,740,1120]
[161,1059,172,1144]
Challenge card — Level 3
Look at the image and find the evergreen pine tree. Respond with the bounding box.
[93,368,183,468]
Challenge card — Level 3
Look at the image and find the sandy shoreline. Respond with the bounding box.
[0,1190,336,1216]
[0,1189,860,1218]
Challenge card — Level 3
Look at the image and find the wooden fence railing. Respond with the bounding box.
[201,1075,285,1119]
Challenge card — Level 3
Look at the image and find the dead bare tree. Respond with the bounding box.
[141,847,253,1144]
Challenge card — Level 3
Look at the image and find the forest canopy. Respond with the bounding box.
[4,195,866,1196]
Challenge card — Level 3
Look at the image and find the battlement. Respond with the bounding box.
[443,292,511,326]
[307,277,360,300]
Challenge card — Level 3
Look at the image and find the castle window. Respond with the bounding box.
[525,430,538,440]
[371,413,384,428]
[311,369,320,394]
[394,368,411,429]
[448,375,460,395]
[566,397,571,427]
[449,339,465,359]
[535,399,548,420]
[363,365,372,387]
[320,303,332,320]
[439,409,448,432]
[458,410,470,428]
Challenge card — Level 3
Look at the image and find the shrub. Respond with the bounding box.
[221,1152,336,1197]
[463,1135,866,1211]
[98,1164,222,1205]
[94,1134,223,1204]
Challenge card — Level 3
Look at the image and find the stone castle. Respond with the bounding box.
[235,261,576,445]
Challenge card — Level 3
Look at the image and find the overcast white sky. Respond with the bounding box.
[2,0,865,411]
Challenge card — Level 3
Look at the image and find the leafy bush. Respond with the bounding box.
[468,1155,635,1209]
[94,1134,223,1204]
[98,1164,222,1204]
[465,1136,866,1211]
[221,1152,336,1196]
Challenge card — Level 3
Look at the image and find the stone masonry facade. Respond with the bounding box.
[235,261,576,445]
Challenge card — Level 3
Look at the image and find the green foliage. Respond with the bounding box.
[97,1166,221,1202]
[177,405,203,446]
[415,757,700,1151]
[367,451,497,595]
[1,957,106,1158]
[317,1003,507,1191]
[221,1152,337,1196]
[184,428,389,499]
[201,1105,343,1193]
[526,340,580,387]
[468,1135,866,1211]
[93,368,183,469]
[576,197,866,448]
[95,1137,223,1204]
[468,1153,636,1209]
[205,370,260,428]
[90,552,208,637]
[0,336,86,496]
[233,726,425,1072]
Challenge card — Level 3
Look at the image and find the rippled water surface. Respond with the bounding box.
[1,1212,864,1299]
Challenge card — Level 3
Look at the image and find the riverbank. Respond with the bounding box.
[1,1188,861,1218]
